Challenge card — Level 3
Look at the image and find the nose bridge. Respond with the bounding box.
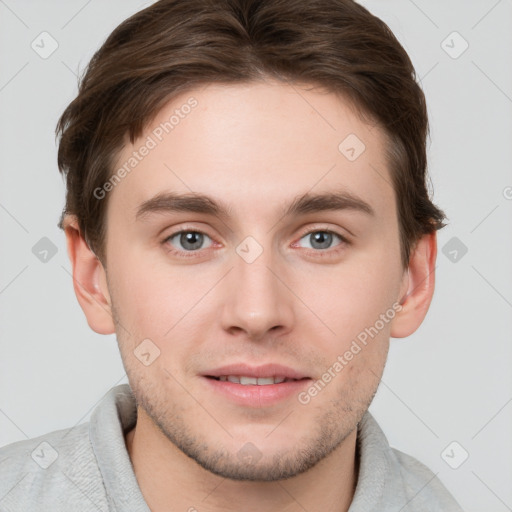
[220,236,294,340]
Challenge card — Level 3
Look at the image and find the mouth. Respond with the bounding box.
[202,364,312,406]
[206,375,307,385]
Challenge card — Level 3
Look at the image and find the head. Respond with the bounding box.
[58,0,445,481]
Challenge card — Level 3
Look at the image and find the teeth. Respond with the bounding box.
[256,377,275,385]
[240,376,258,385]
[217,376,292,385]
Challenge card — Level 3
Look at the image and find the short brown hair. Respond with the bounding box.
[56,0,445,266]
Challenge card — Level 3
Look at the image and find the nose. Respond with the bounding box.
[219,242,295,342]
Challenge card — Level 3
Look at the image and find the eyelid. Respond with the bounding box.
[162,223,217,242]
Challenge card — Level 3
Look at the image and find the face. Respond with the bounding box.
[102,80,407,481]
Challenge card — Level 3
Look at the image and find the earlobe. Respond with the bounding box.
[63,215,115,335]
[390,232,437,338]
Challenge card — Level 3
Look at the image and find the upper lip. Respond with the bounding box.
[204,363,310,380]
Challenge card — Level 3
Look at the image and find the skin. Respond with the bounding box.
[64,79,437,512]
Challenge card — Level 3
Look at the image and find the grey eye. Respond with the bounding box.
[168,231,212,251]
[298,231,341,250]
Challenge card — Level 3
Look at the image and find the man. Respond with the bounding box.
[0,0,465,510]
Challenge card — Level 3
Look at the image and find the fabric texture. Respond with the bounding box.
[0,384,464,511]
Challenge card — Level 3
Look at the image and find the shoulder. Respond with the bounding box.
[0,422,108,511]
[353,412,465,512]
[385,446,465,511]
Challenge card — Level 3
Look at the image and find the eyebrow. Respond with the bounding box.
[135,189,374,222]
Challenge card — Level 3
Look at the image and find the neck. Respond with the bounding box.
[125,407,359,512]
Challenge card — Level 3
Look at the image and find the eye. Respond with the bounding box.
[164,230,213,253]
[295,229,347,251]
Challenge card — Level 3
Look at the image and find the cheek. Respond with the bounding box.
[299,255,400,342]
[107,246,219,344]
[106,248,167,336]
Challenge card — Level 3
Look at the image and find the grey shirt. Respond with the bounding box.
[0,384,464,511]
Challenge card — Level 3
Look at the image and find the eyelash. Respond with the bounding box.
[162,226,350,259]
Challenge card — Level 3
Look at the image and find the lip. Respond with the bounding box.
[201,363,312,407]
[204,363,309,380]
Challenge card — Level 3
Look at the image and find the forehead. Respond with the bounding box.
[107,80,395,224]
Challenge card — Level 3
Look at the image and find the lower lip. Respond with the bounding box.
[202,377,312,407]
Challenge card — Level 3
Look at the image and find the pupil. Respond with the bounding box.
[181,232,203,250]
[311,231,331,249]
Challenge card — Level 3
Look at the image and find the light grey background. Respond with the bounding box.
[0,1,511,511]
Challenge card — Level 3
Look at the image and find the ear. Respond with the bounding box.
[62,215,115,335]
[390,232,437,338]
